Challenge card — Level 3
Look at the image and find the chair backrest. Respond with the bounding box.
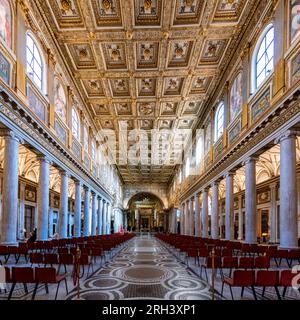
[232,270,255,286]
[255,270,279,286]
[59,253,74,265]
[44,253,59,264]
[12,267,35,283]
[30,252,44,263]
[206,256,222,268]
[79,254,90,265]
[58,248,69,254]
[35,267,56,283]
[239,257,254,269]
[280,270,300,287]
[254,256,270,269]
[222,256,238,269]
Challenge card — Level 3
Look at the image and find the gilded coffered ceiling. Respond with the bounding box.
[35,0,257,185]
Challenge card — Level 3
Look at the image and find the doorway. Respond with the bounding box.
[24,205,35,238]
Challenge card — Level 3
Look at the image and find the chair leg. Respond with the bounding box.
[221,281,225,296]
[229,286,234,300]
[204,268,208,283]
[55,281,61,300]
[282,287,287,298]
[32,283,39,300]
[251,286,257,300]
[8,283,16,300]
[45,284,49,294]
[64,278,69,295]
[23,283,28,294]
[262,287,265,297]
[274,286,281,300]
[241,287,244,298]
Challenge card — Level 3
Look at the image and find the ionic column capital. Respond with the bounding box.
[0,129,23,143]
[83,185,90,192]
[59,170,70,178]
[37,155,52,165]
[275,130,300,144]
[91,190,96,197]
[74,179,82,187]
[243,156,259,166]
[97,195,102,201]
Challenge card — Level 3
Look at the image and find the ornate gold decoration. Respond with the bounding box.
[102,0,112,11]
[60,0,71,12]
[144,0,152,10]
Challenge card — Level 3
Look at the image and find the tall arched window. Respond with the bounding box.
[0,0,12,48]
[215,102,224,141]
[196,134,203,165]
[72,108,80,140]
[54,77,67,121]
[91,139,96,160]
[185,157,190,178]
[83,126,89,151]
[253,25,274,91]
[26,33,44,91]
[230,73,242,121]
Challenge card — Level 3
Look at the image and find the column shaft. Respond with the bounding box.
[97,197,103,235]
[202,189,209,238]
[245,158,257,244]
[279,133,298,248]
[59,172,69,239]
[238,194,244,240]
[1,133,20,244]
[211,182,219,239]
[83,187,90,236]
[91,192,97,236]
[74,181,82,237]
[225,173,234,240]
[189,199,194,236]
[194,194,200,237]
[37,158,50,240]
[269,183,277,244]
[102,201,107,235]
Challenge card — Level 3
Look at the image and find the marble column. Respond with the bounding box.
[180,204,184,235]
[245,157,257,244]
[194,193,201,237]
[278,131,298,248]
[269,182,277,244]
[185,201,189,235]
[102,200,107,235]
[91,191,97,236]
[238,194,244,240]
[173,208,177,233]
[0,131,21,244]
[211,181,220,239]
[225,172,235,240]
[189,198,194,236]
[74,180,82,237]
[97,196,103,235]
[83,186,90,236]
[202,188,209,238]
[59,171,69,239]
[37,157,50,240]
[107,203,111,234]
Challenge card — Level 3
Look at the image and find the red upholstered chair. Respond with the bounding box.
[0,246,9,264]
[58,254,74,274]
[255,270,280,299]
[8,267,35,300]
[221,249,233,257]
[58,248,69,255]
[34,267,68,300]
[274,249,289,267]
[287,249,300,268]
[44,254,59,268]
[254,256,270,269]
[198,248,209,265]
[280,270,300,298]
[185,248,199,266]
[200,256,222,282]
[239,257,254,269]
[79,254,94,278]
[29,253,44,266]
[91,248,105,264]
[221,257,238,277]
[221,270,256,300]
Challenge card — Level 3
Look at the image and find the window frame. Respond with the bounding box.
[26,32,46,93]
[72,107,80,141]
[214,102,225,142]
[251,24,275,93]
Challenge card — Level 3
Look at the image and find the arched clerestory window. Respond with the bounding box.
[72,108,80,140]
[252,24,274,91]
[215,102,224,142]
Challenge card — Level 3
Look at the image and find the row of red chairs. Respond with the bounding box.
[3,267,68,300]
[222,269,300,300]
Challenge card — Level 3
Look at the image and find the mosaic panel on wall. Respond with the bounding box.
[250,88,270,123]
[204,119,212,154]
[55,118,67,145]
[0,50,10,84]
[228,118,242,145]
[54,77,67,122]
[291,0,300,43]
[230,73,243,122]
[291,50,300,85]
[0,0,12,48]
[27,84,46,122]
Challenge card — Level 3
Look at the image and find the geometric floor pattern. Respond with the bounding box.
[67,234,213,300]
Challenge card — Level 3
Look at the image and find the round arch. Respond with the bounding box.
[124,191,167,210]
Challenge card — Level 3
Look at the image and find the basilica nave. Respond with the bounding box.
[0,0,300,301]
